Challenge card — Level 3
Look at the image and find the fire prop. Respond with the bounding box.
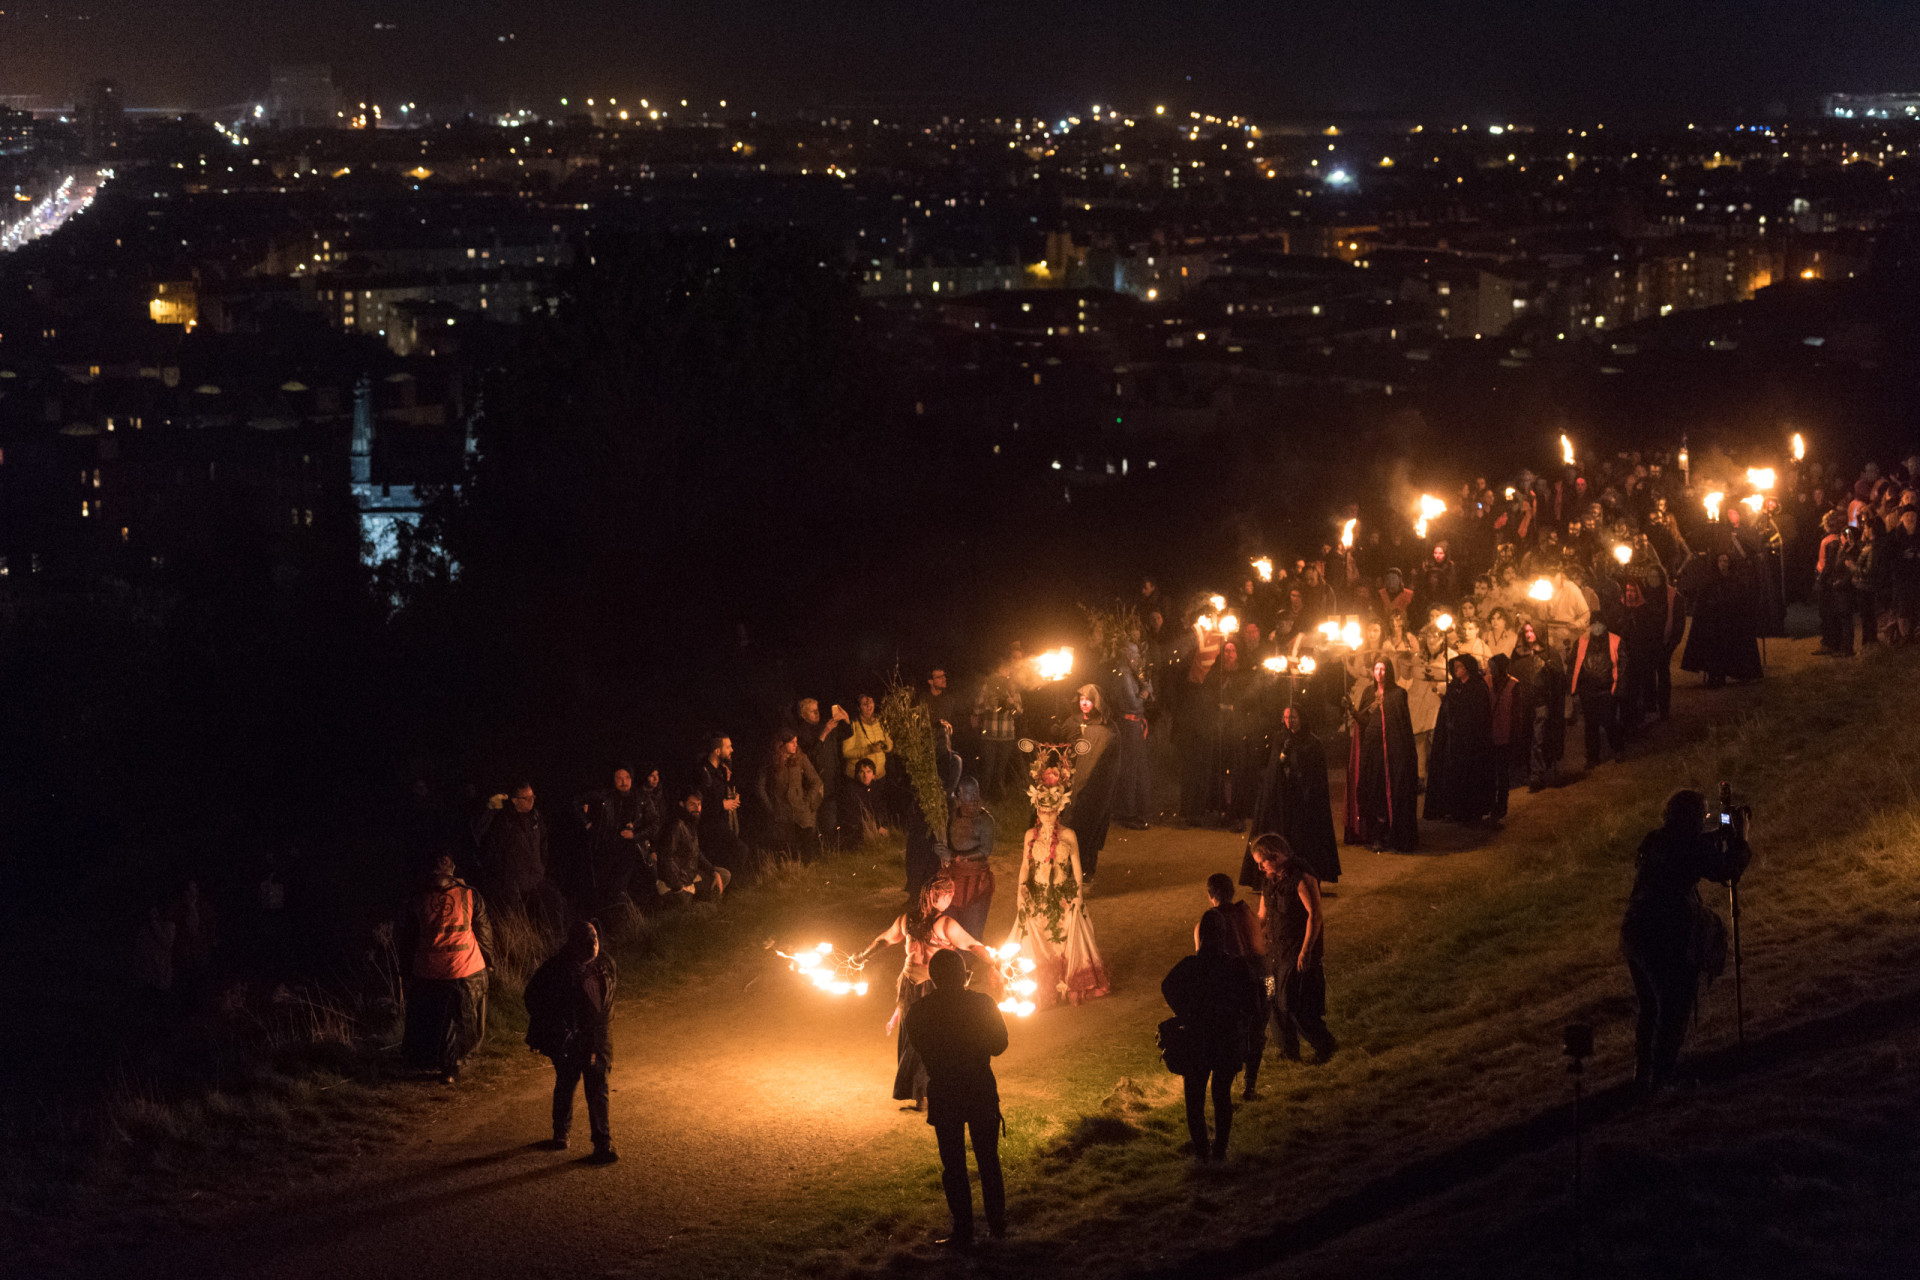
[1339,518,1357,551]
[1704,491,1725,523]
[1414,494,1446,540]
[1318,618,1364,649]
[1218,612,1240,636]
[1263,654,1318,675]
[1742,493,1765,513]
[1746,467,1777,492]
[1529,577,1555,602]
[1792,433,1806,462]
[1434,612,1454,633]
[994,942,1039,1017]
[1561,433,1576,467]
[1253,556,1274,583]
[1613,544,1634,566]
[778,942,871,997]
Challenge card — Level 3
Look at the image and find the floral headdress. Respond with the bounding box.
[1019,738,1089,812]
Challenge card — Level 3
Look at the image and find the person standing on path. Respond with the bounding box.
[900,949,1010,1249]
[525,921,619,1163]
[857,876,998,1111]
[397,853,494,1084]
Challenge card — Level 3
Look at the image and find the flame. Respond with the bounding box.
[994,943,1040,1017]
[1035,647,1075,680]
[1341,620,1363,649]
[1253,556,1274,582]
[1792,433,1806,461]
[1297,655,1317,674]
[1613,544,1633,565]
[1529,578,1555,602]
[1504,486,1517,500]
[1317,620,1341,642]
[1414,494,1446,539]
[1339,518,1356,551]
[1208,594,1227,612]
[1704,491,1724,522]
[1746,467,1776,492]
[1218,613,1240,636]
[1263,655,1288,673]
[777,942,870,999]
[1434,613,1454,633]
[1196,615,1214,633]
[1742,493,1764,513]
[1561,433,1575,466]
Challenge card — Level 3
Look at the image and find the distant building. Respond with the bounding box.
[268,66,340,129]
[1824,93,1920,120]
[80,79,123,160]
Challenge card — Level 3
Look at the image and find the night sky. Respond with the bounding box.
[2,0,1920,119]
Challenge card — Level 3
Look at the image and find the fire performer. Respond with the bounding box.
[1344,657,1419,852]
[855,876,997,1112]
[1008,745,1112,1006]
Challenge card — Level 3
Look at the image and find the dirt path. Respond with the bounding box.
[133,644,1809,1280]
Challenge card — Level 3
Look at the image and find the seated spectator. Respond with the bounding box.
[655,787,731,905]
[840,758,890,847]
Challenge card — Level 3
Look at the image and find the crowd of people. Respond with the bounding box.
[378,440,1915,1239]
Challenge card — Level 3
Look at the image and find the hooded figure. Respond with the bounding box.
[1681,552,1765,687]
[1060,682,1119,878]
[1345,655,1420,852]
[1423,654,1497,823]
[1242,706,1341,886]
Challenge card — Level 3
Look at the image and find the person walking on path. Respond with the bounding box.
[525,921,619,1163]
[900,949,1009,1249]
[1252,833,1336,1064]
[1161,910,1262,1161]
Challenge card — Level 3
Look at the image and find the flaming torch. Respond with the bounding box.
[1792,433,1806,462]
[1414,494,1446,540]
[1034,647,1075,681]
[1263,655,1288,674]
[1341,618,1363,649]
[1339,518,1357,551]
[994,941,1039,1018]
[1746,467,1777,493]
[1561,433,1576,467]
[1529,577,1555,602]
[1208,593,1228,612]
[1704,491,1725,523]
[1253,556,1274,583]
[1742,493,1764,513]
[1218,612,1240,636]
[1613,544,1634,566]
[777,942,871,998]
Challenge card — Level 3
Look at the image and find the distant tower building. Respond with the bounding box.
[267,66,340,129]
[81,79,124,160]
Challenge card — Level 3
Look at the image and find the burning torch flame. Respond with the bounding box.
[1253,556,1273,583]
[1613,544,1633,566]
[1218,613,1240,636]
[1704,491,1724,522]
[1792,433,1806,462]
[1035,647,1075,681]
[1341,619,1363,649]
[1435,613,1454,633]
[1263,655,1288,674]
[1529,577,1555,602]
[1414,494,1446,540]
[1298,655,1317,674]
[1746,467,1776,492]
[1504,486,1517,501]
[1561,433,1575,467]
[1339,518,1356,551]
[1196,615,1214,633]
[1208,594,1227,612]
[1742,493,1764,513]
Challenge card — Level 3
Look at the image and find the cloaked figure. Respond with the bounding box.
[1344,656,1419,852]
[1240,706,1341,888]
[1423,654,1498,824]
[1681,551,1765,688]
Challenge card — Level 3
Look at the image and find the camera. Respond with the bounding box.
[1563,1023,1594,1061]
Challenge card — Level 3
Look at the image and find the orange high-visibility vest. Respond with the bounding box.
[413,883,485,980]
[1570,631,1623,697]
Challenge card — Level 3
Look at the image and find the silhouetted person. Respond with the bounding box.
[1620,789,1750,1095]
[525,921,618,1162]
[397,853,493,1084]
[900,948,1009,1248]
[1162,910,1262,1161]
[473,782,556,924]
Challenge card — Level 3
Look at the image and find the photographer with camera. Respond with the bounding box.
[1620,787,1751,1096]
